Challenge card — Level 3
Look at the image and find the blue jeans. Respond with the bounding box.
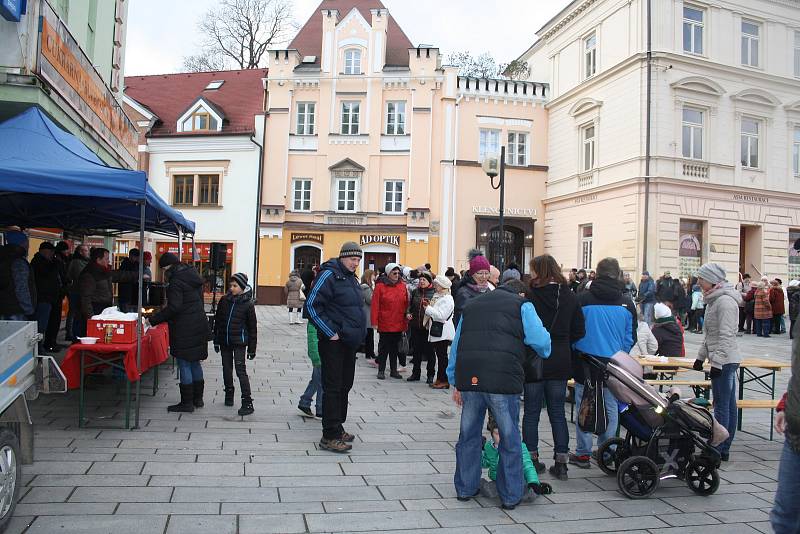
[574,383,619,456]
[523,380,569,462]
[176,358,203,385]
[772,441,800,534]
[711,363,738,455]
[455,391,525,506]
[34,302,51,336]
[641,302,655,326]
[299,366,323,413]
[755,318,771,336]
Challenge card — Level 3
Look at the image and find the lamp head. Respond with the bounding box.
[482,155,500,178]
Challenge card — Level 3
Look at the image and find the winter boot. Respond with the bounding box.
[549,461,568,481]
[238,397,254,416]
[167,384,194,413]
[224,387,235,407]
[192,380,205,408]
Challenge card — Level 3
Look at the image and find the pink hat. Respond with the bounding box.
[469,254,490,273]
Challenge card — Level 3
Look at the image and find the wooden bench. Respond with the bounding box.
[705,399,780,440]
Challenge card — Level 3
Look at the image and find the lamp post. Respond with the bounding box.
[482,145,506,271]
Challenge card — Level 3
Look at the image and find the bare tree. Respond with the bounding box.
[182,0,295,72]
[446,51,499,78]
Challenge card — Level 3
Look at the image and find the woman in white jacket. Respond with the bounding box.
[424,275,455,389]
[629,314,658,356]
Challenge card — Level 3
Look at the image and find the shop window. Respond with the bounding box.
[679,219,704,278]
[478,129,500,162]
[297,102,316,135]
[790,229,800,281]
[579,224,593,270]
[683,5,704,55]
[507,132,528,166]
[384,180,404,213]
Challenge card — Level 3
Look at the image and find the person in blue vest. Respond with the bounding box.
[305,242,367,454]
[447,278,551,510]
[570,257,638,469]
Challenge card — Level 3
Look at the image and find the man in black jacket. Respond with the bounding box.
[448,279,551,510]
[0,231,35,321]
[31,242,62,353]
[305,242,367,453]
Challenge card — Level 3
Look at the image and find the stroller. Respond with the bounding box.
[582,352,729,499]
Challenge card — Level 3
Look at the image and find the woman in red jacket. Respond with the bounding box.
[371,263,409,380]
[769,279,787,335]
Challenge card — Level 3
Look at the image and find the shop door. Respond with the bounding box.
[294,246,322,271]
[365,252,397,274]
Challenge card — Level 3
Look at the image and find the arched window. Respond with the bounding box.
[344,49,362,75]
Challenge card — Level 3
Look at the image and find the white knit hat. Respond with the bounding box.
[654,303,672,320]
[433,275,452,289]
[384,262,401,275]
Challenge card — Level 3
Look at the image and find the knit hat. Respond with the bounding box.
[384,262,401,275]
[339,241,363,259]
[501,268,521,283]
[433,275,452,289]
[4,231,27,247]
[654,303,672,320]
[231,272,248,290]
[469,253,490,273]
[39,242,55,251]
[418,271,433,285]
[158,252,179,268]
[445,267,456,278]
[695,263,726,285]
[789,280,800,288]
[642,271,650,277]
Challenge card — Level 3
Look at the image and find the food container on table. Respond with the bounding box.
[77,337,98,345]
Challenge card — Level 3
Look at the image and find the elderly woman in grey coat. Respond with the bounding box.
[361,269,376,361]
[693,263,742,461]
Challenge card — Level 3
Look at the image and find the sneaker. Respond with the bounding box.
[501,500,520,511]
[298,405,314,418]
[319,437,352,453]
[549,462,568,481]
[341,432,355,442]
[314,411,322,420]
[377,372,386,380]
[569,453,591,469]
[531,454,546,474]
[390,372,402,379]
[238,400,254,416]
[456,490,480,502]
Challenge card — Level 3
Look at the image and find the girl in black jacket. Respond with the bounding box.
[214,273,258,416]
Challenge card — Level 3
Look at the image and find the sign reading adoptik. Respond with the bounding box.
[360,235,400,247]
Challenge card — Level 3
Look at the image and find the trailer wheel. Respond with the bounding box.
[0,429,21,531]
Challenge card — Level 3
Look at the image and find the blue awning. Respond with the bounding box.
[0,107,195,236]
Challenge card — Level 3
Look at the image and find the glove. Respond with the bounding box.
[214,345,220,354]
[247,352,256,360]
[692,359,704,372]
[709,366,721,379]
[529,482,553,495]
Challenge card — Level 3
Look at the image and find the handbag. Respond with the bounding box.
[577,362,608,435]
[428,307,453,338]
[399,331,410,356]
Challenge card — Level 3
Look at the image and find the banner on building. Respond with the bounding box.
[360,234,400,247]
[291,233,324,244]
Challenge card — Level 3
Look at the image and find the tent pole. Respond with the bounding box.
[134,201,145,430]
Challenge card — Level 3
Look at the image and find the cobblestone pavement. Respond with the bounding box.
[10,306,793,533]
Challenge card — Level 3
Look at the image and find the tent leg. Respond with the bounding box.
[134,201,145,430]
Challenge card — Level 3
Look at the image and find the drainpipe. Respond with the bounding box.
[642,0,652,273]
[450,94,464,268]
[251,111,267,303]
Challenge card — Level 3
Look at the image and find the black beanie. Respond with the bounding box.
[159,252,179,268]
[231,272,248,290]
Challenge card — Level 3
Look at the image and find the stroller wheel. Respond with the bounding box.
[597,437,627,476]
[617,456,660,499]
[685,460,720,496]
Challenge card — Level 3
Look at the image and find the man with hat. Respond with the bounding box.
[305,242,367,453]
[0,230,35,321]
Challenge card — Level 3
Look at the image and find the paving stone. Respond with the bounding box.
[87,461,143,474]
[506,502,617,523]
[28,474,150,487]
[112,453,197,463]
[324,500,405,513]
[142,461,244,476]
[19,486,73,504]
[117,502,221,515]
[221,501,324,514]
[431,507,514,527]
[526,515,667,533]
[259,475,364,487]
[279,485,382,502]
[24,461,91,475]
[378,484,442,500]
[25,514,168,534]
[661,493,772,513]
[304,510,438,532]
[69,486,173,502]
[171,486,279,502]
[341,462,437,475]
[165,515,237,534]
[599,498,681,516]
[643,525,761,534]
[245,462,342,476]
[149,475,258,487]
[400,499,446,511]
[708,508,771,523]
[238,514,308,533]
[14,502,116,516]
[660,512,722,526]
[2,515,34,534]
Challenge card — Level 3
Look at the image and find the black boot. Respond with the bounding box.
[224,387,235,407]
[168,384,194,413]
[192,380,204,408]
[238,397,254,416]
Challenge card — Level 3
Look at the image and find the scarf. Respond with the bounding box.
[702,282,724,297]
[654,316,676,325]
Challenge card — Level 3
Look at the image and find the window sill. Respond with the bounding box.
[381,212,405,216]
[172,205,223,209]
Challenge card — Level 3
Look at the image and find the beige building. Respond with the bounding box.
[257,0,547,303]
[519,0,800,282]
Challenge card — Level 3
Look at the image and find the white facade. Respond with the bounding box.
[522,0,800,281]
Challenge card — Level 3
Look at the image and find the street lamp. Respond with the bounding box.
[482,145,506,271]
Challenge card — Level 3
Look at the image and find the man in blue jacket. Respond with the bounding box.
[571,257,637,469]
[637,271,657,325]
[305,242,367,453]
[447,279,551,510]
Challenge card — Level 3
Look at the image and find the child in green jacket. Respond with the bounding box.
[297,321,323,418]
[481,418,552,499]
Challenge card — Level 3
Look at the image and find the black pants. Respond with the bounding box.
[738,307,746,331]
[221,346,251,399]
[364,328,375,359]
[432,341,450,382]
[410,327,435,378]
[318,338,356,440]
[44,297,63,346]
[377,332,403,374]
[772,314,784,334]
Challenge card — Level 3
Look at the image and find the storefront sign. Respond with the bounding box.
[1,0,26,22]
[38,11,138,167]
[290,232,324,244]
[156,242,233,260]
[360,234,400,247]
[733,194,768,204]
[472,206,537,217]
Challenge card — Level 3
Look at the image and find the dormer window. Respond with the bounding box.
[182,111,218,132]
[176,98,224,133]
[344,49,361,75]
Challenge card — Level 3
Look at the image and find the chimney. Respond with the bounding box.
[370,8,389,72]
[320,9,339,73]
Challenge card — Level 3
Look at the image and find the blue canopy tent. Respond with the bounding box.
[0,107,197,428]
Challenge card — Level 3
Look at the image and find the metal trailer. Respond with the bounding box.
[0,321,66,530]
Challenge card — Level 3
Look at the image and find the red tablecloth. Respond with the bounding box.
[62,323,170,389]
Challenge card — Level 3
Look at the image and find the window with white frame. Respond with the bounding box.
[793,128,800,177]
[584,32,597,79]
[383,180,404,213]
[340,102,360,135]
[296,103,315,135]
[740,117,760,169]
[292,179,312,211]
[478,128,500,162]
[344,49,362,75]
[335,178,358,212]
[579,224,593,270]
[682,107,704,160]
[507,132,528,166]
[386,101,406,135]
[582,124,596,171]
[683,5,704,55]
[741,20,760,68]
[794,31,800,78]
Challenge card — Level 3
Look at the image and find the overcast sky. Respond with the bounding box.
[125,0,568,76]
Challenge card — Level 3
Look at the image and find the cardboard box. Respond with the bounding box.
[86,319,137,344]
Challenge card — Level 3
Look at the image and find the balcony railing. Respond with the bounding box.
[682,161,709,181]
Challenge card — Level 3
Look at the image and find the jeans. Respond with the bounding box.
[176,358,203,385]
[432,341,449,382]
[299,366,323,413]
[318,338,356,440]
[574,383,619,456]
[755,318,771,337]
[221,346,251,399]
[523,380,569,462]
[710,363,738,455]
[455,391,525,506]
[410,327,435,378]
[34,302,52,337]
[641,302,655,326]
[771,440,800,534]
[377,331,402,374]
